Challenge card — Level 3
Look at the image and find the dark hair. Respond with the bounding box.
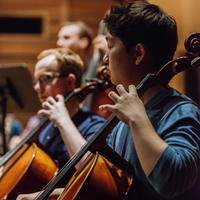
[61,21,93,51]
[104,1,178,71]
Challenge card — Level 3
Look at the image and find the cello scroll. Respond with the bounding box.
[156,33,200,84]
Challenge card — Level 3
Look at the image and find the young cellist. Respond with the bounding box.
[99,1,200,199]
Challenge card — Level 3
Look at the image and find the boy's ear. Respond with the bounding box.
[66,73,76,88]
[135,43,146,65]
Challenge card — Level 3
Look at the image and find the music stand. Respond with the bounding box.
[0,64,41,155]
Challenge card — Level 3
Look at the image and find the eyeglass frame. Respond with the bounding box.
[33,73,68,87]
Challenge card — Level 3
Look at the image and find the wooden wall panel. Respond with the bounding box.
[68,0,117,35]
[0,0,116,75]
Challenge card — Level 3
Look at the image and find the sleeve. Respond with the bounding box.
[80,115,106,141]
[147,103,200,199]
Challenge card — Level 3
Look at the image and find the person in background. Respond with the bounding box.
[12,47,105,168]
[57,21,93,85]
[57,21,111,112]
[98,1,200,199]
[16,48,105,199]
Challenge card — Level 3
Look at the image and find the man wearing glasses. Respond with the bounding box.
[10,48,105,173]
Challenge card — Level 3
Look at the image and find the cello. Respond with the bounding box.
[35,33,200,200]
[0,66,113,200]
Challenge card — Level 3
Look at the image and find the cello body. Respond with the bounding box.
[0,143,58,200]
[58,153,133,200]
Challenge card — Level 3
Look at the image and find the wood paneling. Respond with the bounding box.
[0,0,116,74]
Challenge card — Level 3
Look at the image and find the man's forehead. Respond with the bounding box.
[35,55,58,72]
[60,25,80,35]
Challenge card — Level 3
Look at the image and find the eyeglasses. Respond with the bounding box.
[33,73,67,87]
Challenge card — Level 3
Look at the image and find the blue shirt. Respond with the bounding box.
[108,88,200,200]
[39,106,105,169]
